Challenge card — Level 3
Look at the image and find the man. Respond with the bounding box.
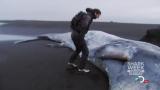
[68,8,101,73]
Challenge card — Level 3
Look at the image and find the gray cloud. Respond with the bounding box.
[0,0,160,24]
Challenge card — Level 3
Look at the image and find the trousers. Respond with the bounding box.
[69,31,89,69]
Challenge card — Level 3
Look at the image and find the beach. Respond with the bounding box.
[0,21,159,90]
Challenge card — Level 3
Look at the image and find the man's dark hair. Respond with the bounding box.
[93,8,101,15]
[86,8,101,15]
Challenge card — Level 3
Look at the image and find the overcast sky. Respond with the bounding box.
[0,0,160,24]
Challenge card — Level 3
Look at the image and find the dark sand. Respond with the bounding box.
[0,41,109,90]
[0,21,159,90]
[0,21,111,90]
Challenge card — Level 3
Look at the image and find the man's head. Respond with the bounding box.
[93,8,101,18]
[86,8,101,19]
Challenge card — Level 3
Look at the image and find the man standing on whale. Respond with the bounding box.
[68,8,101,72]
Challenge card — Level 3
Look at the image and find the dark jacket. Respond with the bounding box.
[71,11,95,36]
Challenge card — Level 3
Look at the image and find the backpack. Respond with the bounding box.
[70,11,86,31]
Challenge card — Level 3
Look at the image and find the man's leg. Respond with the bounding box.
[69,32,82,64]
[78,38,89,69]
[69,47,81,63]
